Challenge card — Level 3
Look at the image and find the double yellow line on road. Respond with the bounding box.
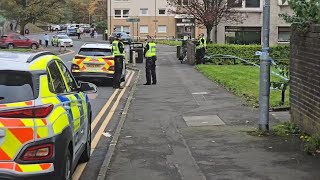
[72,70,135,180]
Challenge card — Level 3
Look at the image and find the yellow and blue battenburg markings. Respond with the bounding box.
[56,95,74,129]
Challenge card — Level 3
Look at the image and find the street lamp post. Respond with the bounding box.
[154,0,157,38]
[259,0,271,131]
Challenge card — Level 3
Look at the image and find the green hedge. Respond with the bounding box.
[206,44,290,65]
[157,40,182,46]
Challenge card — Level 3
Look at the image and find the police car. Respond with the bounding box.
[71,43,126,83]
[0,51,96,180]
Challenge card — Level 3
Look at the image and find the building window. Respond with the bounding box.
[227,0,242,8]
[245,0,260,7]
[140,8,148,15]
[114,10,122,18]
[114,9,130,18]
[227,0,260,8]
[158,25,167,33]
[140,26,148,34]
[182,0,189,6]
[177,0,189,6]
[159,9,166,15]
[278,27,290,43]
[115,26,130,33]
[225,26,261,45]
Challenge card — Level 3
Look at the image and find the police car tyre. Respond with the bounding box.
[7,43,14,49]
[62,150,72,180]
[79,110,92,163]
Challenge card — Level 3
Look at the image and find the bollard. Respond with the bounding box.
[39,40,42,45]
[132,51,136,67]
[64,44,67,52]
[177,45,181,58]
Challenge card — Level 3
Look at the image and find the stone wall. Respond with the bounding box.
[187,42,195,65]
[290,24,320,134]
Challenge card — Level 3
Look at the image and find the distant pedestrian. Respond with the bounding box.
[10,23,13,31]
[44,34,49,47]
[144,35,157,85]
[76,28,81,39]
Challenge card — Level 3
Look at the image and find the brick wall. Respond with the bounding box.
[290,24,320,134]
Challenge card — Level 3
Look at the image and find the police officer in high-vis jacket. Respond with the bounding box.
[198,33,207,64]
[144,35,157,85]
[112,33,125,89]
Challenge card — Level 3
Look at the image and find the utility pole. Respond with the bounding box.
[87,0,91,24]
[154,0,157,39]
[109,0,112,34]
[259,0,271,131]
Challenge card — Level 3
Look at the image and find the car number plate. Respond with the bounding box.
[86,64,101,68]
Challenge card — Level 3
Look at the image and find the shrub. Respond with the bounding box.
[206,44,289,65]
[157,40,182,46]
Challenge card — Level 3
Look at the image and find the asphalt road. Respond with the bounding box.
[26,33,135,180]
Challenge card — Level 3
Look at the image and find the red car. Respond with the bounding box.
[0,34,39,49]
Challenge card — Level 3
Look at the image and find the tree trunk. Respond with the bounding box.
[206,26,212,43]
[19,20,26,35]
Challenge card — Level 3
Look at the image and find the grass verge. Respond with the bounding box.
[0,48,34,52]
[272,122,320,155]
[156,40,182,46]
[196,65,289,108]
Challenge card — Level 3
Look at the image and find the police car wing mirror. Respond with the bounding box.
[79,82,97,94]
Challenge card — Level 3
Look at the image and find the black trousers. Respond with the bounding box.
[196,48,205,64]
[146,57,157,84]
[45,40,48,47]
[113,56,123,88]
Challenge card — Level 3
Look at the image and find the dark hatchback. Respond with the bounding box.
[109,32,132,44]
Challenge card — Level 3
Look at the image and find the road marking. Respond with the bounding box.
[72,71,135,180]
[91,70,132,131]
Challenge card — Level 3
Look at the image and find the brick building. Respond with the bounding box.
[107,0,205,40]
[290,25,320,134]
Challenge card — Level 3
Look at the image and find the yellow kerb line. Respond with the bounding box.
[72,70,135,180]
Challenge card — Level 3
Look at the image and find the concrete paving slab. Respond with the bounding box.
[183,115,225,127]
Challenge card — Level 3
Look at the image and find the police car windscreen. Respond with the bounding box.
[78,48,112,56]
[0,71,34,104]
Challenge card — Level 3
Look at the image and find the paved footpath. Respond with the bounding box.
[104,45,320,180]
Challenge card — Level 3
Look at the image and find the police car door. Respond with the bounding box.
[56,61,85,154]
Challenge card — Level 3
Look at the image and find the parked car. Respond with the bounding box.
[71,43,127,83]
[51,35,73,47]
[50,24,61,31]
[109,32,132,44]
[67,28,77,36]
[0,34,39,49]
[0,51,97,180]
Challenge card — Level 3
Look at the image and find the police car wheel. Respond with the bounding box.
[79,112,91,162]
[63,150,72,180]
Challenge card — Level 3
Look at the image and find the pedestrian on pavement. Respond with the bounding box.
[144,35,157,85]
[76,28,81,39]
[44,33,49,48]
[111,33,125,89]
[105,28,108,41]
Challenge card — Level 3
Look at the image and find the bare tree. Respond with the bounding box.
[168,0,244,42]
